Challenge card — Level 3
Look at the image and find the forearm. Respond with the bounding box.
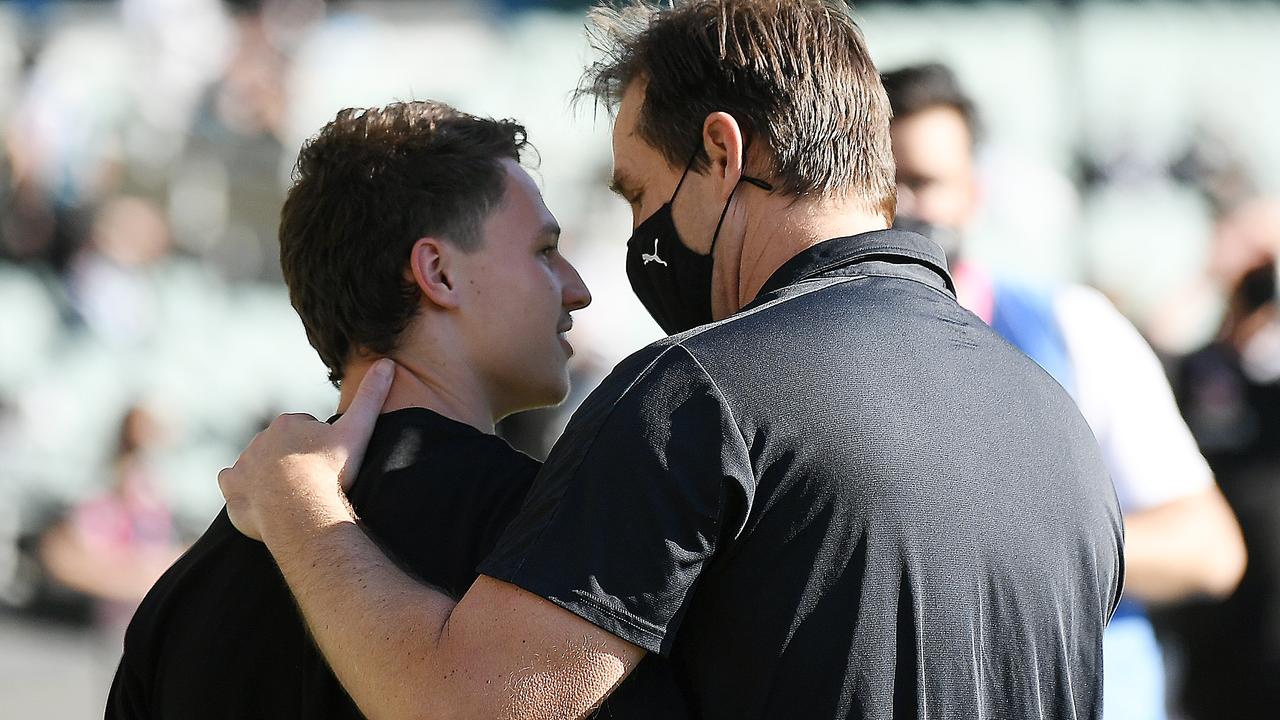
[218,374,638,720]
[1123,486,1246,603]
[256,475,458,720]
[258,497,630,720]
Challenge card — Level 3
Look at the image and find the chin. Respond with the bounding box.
[506,370,571,414]
[539,373,572,408]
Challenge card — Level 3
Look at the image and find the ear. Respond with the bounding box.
[702,112,745,201]
[408,237,462,310]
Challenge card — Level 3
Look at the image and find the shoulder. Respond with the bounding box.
[355,416,540,501]
[991,276,1063,319]
[461,431,542,480]
[1052,284,1162,373]
[583,338,724,415]
[536,335,751,483]
[122,509,278,660]
[1053,284,1132,332]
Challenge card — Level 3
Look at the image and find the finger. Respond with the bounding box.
[274,412,319,428]
[217,466,262,541]
[332,358,395,488]
[217,466,233,500]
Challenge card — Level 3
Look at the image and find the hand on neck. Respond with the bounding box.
[718,194,889,317]
[338,353,497,435]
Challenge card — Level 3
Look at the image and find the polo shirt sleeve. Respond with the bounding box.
[1053,285,1215,512]
[478,343,753,657]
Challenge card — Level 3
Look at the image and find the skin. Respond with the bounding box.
[890,105,980,234]
[890,103,1246,604]
[218,81,889,719]
[610,81,889,318]
[372,158,593,428]
[227,159,622,720]
[1146,198,1280,351]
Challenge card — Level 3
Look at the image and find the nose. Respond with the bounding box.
[560,256,592,312]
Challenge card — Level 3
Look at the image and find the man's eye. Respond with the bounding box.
[905,177,936,193]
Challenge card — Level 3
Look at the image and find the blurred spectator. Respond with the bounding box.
[1145,147,1266,355]
[65,195,172,345]
[0,103,87,273]
[168,3,293,282]
[37,404,185,632]
[883,62,1246,720]
[1165,197,1280,719]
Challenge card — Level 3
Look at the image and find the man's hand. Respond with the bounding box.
[218,358,395,541]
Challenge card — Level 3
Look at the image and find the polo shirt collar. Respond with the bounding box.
[755,228,955,299]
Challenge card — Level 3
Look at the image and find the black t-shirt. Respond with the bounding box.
[481,229,1124,720]
[106,407,687,719]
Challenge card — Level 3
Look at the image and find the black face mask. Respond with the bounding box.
[626,149,772,335]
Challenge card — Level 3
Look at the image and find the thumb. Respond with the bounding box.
[333,358,395,490]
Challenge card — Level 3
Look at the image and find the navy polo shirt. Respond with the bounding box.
[482,229,1123,719]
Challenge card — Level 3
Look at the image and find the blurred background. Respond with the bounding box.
[1,0,1277,717]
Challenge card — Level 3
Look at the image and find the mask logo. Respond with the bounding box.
[641,238,667,266]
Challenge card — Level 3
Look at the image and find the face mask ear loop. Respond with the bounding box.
[709,145,776,255]
[669,144,702,203]
[735,134,776,192]
[709,182,740,256]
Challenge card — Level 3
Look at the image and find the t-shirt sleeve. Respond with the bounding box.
[1054,285,1215,512]
[478,343,753,657]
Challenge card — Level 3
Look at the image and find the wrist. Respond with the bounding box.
[257,456,356,549]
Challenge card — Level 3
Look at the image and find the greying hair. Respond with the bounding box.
[577,0,896,218]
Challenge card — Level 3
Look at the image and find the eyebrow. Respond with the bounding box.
[539,222,562,241]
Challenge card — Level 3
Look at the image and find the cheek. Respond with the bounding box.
[632,197,666,229]
[487,259,563,325]
[919,182,973,226]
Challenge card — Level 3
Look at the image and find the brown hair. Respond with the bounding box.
[279,101,528,386]
[881,62,982,145]
[578,0,896,219]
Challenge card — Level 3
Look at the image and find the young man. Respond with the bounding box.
[219,3,1123,718]
[106,101,686,718]
[881,62,1246,720]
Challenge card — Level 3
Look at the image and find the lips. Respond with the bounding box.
[558,318,574,356]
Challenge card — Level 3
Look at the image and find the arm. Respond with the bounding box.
[1122,483,1246,603]
[218,361,643,720]
[1053,287,1247,604]
[262,503,641,720]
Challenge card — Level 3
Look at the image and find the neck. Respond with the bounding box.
[338,352,496,435]
[719,195,889,317]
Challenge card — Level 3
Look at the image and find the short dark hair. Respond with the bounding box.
[279,101,528,386]
[579,0,896,219]
[881,62,981,143]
